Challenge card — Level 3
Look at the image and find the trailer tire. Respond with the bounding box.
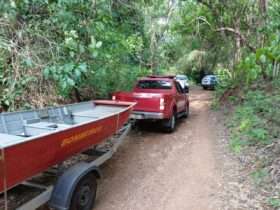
[49,162,101,210]
[70,173,97,210]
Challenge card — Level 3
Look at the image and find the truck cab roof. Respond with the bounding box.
[147,75,175,79]
[140,76,174,82]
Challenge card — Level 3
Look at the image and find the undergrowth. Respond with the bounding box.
[216,80,280,208]
[227,84,280,153]
[268,197,280,208]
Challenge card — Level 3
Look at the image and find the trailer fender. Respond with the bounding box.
[49,162,101,210]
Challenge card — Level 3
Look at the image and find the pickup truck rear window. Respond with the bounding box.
[137,80,172,89]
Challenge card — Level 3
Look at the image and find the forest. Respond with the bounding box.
[0,0,279,109]
[0,0,280,207]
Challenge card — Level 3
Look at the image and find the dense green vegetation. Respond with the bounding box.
[167,2,280,144]
[0,0,175,110]
[228,85,280,151]
[1,1,279,137]
[2,1,279,109]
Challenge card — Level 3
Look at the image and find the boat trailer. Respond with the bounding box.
[1,123,131,210]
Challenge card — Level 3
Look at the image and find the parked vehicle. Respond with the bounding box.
[201,75,218,90]
[113,76,189,132]
[0,100,134,210]
[175,74,189,93]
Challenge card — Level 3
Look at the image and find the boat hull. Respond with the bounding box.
[0,100,134,193]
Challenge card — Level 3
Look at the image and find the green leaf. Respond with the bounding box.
[268,197,280,208]
[4,99,10,106]
[90,36,96,47]
[24,57,33,67]
[96,41,102,48]
[61,81,67,90]
[92,51,98,58]
[260,55,266,63]
[70,51,75,58]
[64,63,74,73]
[67,78,75,86]
[43,68,50,78]
[74,69,81,78]
[77,63,87,73]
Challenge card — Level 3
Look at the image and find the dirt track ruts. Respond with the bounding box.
[94,87,224,210]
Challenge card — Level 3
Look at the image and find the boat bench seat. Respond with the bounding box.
[72,111,100,124]
[24,122,71,136]
[72,113,99,118]
[0,133,24,147]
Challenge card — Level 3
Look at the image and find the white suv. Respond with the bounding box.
[175,75,189,92]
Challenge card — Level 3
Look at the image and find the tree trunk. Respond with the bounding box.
[259,0,269,79]
[234,19,241,64]
[258,0,268,47]
[74,88,82,102]
[259,0,267,15]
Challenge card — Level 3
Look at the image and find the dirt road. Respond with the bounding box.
[94,87,225,210]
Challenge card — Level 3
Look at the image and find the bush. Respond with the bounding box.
[228,88,280,152]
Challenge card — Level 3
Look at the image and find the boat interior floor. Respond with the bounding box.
[0,102,125,147]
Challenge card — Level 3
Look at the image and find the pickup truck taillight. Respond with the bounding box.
[160,98,165,110]
[112,95,116,100]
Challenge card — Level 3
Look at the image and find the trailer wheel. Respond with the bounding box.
[70,173,97,210]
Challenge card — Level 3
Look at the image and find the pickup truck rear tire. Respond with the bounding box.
[164,112,176,133]
[182,106,189,118]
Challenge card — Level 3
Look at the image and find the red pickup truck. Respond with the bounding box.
[112,76,189,132]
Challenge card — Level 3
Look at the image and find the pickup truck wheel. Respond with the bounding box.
[164,112,176,133]
[182,106,189,118]
[70,173,97,210]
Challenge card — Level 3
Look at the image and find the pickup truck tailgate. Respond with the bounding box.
[114,92,162,112]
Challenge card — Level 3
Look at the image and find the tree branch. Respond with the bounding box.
[216,27,256,52]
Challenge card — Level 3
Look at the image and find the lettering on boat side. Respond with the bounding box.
[61,126,103,147]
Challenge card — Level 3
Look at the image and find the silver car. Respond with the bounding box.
[175,75,189,93]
